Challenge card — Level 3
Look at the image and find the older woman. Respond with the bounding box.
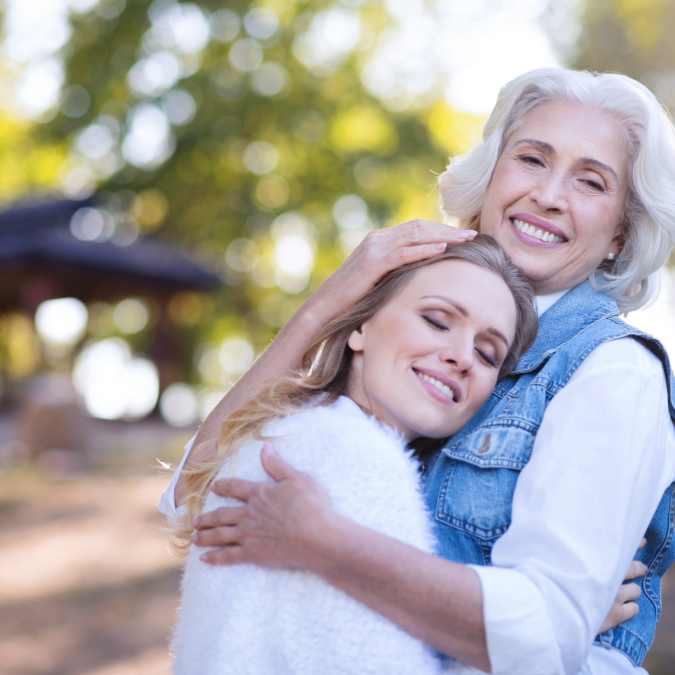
[178,69,675,674]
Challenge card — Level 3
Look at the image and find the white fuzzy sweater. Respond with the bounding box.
[172,396,444,675]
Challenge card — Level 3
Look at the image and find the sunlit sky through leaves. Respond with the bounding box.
[0,0,576,120]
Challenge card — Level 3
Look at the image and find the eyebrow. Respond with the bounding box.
[422,295,511,349]
[514,138,621,185]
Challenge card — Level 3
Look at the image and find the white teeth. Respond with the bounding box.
[512,218,565,243]
[416,371,455,400]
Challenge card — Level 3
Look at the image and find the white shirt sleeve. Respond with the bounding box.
[472,337,675,675]
[157,435,196,527]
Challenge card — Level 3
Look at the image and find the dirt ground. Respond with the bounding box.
[0,415,190,675]
[1,422,674,675]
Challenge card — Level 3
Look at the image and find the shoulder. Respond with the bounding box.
[573,336,666,386]
[268,397,406,456]
[266,397,420,491]
[270,399,435,551]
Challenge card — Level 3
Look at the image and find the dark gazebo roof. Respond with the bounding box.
[0,197,220,311]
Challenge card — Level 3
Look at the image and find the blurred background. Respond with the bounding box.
[1,0,674,673]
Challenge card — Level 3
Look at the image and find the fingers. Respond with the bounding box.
[260,443,298,482]
[600,582,642,633]
[199,545,246,566]
[639,537,647,550]
[372,221,477,269]
[617,582,642,603]
[193,506,245,530]
[384,243,449,267]
[621,602,640,623]
[624,559,648,581]
[209,477,256,501]
[393,219,477,246]
[606,600,640,629]
[191,524,240,547]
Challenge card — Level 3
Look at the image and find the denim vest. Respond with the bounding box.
[421,280,675,667]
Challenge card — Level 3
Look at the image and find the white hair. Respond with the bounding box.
[438,68,675,312]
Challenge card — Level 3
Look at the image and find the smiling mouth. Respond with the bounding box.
[511,218,566,243]
[415,370,456,401]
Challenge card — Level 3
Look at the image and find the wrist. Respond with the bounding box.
[288,293,333,336]
[301,510,352,576]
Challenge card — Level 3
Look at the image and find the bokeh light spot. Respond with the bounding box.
[333,194,369,230]
[162,88,196,125]
[73,338,159,420]
[122,104,174,169]
[275,234,314,277]
[354,157,389,191]
[130,189,168,232]
[159,383,198,427]
[148,0,211,54]
[60,84,90,118]
[243,140,278,175]
[127,51,183,97]
[35,298,88,346]
[255,175,289,209]
[219,337,254,375]
[251,62,289,97]
[226,238,260,273]
[228,38,263,72]
[243,7,279,41]
[70,207,115,242]
[168,292,212,326]
[113,299,150,334]
[210,9,241,43]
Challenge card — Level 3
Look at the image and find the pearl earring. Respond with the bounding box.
[607,252,615,260]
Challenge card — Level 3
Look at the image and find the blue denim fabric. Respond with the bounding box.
[422,280,675,666]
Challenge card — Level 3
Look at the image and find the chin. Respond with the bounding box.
[413,422,461,441]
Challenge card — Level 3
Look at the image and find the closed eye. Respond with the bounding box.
[476,349,498,368]
[519,155,544,167]
[422,315,448,330]
[582,179,605,192]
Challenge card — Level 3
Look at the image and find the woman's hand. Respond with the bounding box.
[599,540,648,633]
[304,220,476,325]
[191,443,334,570]
[193,445,490,670]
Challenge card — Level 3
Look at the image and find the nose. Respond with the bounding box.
[530,171,567,213]
[439,334,473,376]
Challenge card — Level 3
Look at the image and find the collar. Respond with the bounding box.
[513,280,620,375]
[535,288,570,317]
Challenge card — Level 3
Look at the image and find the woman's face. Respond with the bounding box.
[480,100,630,294]
[346,259,517,441]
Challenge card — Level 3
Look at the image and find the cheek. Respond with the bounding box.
[467,373,498,414]
[481,167,518,229]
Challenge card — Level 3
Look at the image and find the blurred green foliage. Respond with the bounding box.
[573,0,675,110]
[4,0,675,399]
[25,0,486,385]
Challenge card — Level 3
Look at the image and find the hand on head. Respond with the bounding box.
[308,219,476,323]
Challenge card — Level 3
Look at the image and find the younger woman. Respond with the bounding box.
[165,236,538,674]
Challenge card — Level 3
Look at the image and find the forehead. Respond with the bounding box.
[396,259,517,338]
[507,100,630,177]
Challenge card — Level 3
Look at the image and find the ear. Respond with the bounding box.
[347,326,365,353]
[608,231,623,258]
[610,220,625,249]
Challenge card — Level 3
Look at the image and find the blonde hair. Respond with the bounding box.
[439,68,675,312]
[175,235,538,549]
